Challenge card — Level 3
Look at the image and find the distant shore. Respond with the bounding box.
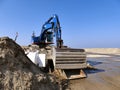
[85,48,120,57]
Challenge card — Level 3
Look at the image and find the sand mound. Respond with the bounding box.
[85,48,120,57]
[85,48,120,54]
[0,37,59,90]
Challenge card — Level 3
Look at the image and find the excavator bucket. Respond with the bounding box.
[55,48,87,79]
[54,69,87,80]
[67,69,87,79]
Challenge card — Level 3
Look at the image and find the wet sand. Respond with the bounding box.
[66,50,120,90]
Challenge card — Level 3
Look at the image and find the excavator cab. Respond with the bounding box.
[46,31,53,44]
[32,31,54,46]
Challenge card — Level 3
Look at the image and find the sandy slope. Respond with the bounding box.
[0,37,60,90]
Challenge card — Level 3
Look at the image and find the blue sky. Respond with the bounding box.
[0,0,120,48]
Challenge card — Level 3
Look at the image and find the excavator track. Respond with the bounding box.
[55,48,87,79]
[55,48,87,69]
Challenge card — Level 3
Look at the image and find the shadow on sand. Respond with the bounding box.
[85,68,105,74]
[87,60,103,66]
[85,60,105,74]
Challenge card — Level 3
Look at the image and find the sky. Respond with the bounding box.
[0,0,120,48]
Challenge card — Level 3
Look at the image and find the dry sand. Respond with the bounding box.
[0,37,60,90]
[65,48,120,90]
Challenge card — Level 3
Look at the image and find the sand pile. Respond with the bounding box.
[85,48,120,54]
[0,37,59,90]
[85,48,120,57]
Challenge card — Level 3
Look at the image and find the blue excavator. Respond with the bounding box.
[32,14,63,48]
[30,14,87,79]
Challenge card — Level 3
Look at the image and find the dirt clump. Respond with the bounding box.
[0,37,59,90]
